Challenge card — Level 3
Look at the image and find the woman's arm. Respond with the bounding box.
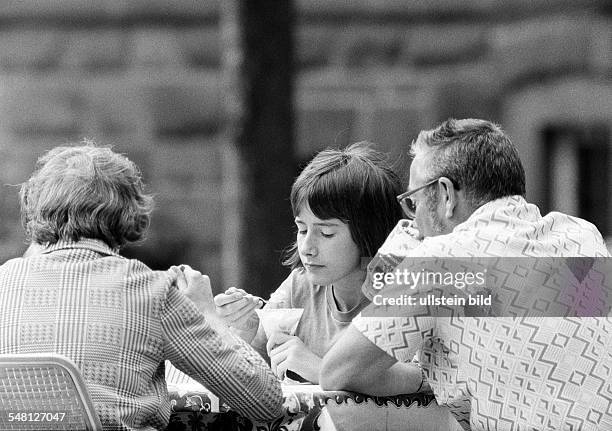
[164,267,283,422]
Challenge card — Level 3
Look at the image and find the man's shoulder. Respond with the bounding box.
[411,205,609,258]
[546,211,602,233]
[541,211,610,256]
[411,231,483,257]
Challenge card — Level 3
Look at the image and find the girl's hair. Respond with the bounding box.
[20,141,153,249]
[283,142,403,269]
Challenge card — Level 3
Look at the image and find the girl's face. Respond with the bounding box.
[295,205,363,289]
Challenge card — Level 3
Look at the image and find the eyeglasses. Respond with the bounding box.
[396,178,440,219]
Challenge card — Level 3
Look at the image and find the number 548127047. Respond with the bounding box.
[7,412,66,422]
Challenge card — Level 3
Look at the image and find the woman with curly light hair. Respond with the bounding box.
[1,142,283,430]
[20,143,152,249]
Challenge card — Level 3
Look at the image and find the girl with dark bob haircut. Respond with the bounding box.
[214,142,404,384]
[20,142,152,249]
[283,142,404,269]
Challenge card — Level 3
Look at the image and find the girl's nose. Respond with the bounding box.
[300,233,317,256]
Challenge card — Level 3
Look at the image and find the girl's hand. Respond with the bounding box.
[267,332,321,383]
[214,287,261,332]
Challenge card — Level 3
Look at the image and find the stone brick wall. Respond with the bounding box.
[0,0,610,290]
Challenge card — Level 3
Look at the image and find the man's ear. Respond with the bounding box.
[438,177,458,219]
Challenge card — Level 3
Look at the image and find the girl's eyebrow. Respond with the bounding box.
[314,222,340,227]
[294,218,340,227]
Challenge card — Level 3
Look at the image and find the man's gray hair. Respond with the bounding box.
[411,118,526,208]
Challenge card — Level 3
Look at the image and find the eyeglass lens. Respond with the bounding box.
[401,197,416,218]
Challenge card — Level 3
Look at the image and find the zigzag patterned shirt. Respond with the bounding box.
[0,239,283,430]
[353,195,612,431]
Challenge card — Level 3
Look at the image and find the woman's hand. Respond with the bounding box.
[267,332,321,383]
[171,265,216,315]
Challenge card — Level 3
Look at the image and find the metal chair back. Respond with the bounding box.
[0,353,103,430]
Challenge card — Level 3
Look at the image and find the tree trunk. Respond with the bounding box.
[220,0,296,297]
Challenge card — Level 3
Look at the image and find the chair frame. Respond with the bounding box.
[0,353,103,431]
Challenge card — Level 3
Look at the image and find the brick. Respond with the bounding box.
[488,0,609,15]
[402,24,488,66]
[152,193,223,244]
[148,140,223,195]
[424,62,501,121]
[296,0,486,17]
[296,106,356,158]
[367,107,430,162]
[295,73,439,158]
[435,77,500,123]
[296,0,606,18]
[85,82,146,136]
[0,147,38,185]
[0,183,21,221]
[0,1,109,19]
[0,181,27,264]
[338,25,408,68]
[176,27,220,68]
[0,237,27,265]
[5,137,83,155]
[120,0,219,18]
[131,28,185,68]
[0,0,219,20]
[589,17,612,74]
[2,83,84,138]
[0,137,100,184]
[296,24,339,69]
[0,28,65,71]
[61,30,128,72]
[490,15,592,81]
[145,82,222,137]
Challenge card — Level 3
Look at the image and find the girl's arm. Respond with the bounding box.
[214,272,294,346]
[267,331,322,383]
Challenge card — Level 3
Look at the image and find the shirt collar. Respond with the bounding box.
[453,195,538,233]
[39,238,122,258]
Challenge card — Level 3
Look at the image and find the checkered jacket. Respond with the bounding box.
[0,239,283,430]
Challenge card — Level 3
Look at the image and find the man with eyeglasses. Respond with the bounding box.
[320,118,612,430]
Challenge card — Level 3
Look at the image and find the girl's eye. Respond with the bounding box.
[297,229,307,235]
[321,232,335,238]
